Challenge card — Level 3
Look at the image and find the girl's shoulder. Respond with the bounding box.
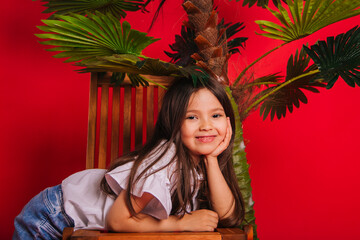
[144,140,177,168]
[109,140,177,175]
[63,168,106,184]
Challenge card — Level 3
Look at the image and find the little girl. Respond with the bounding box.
[13,77,245,239]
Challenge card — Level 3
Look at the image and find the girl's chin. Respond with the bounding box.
[195,148,218,157]
[187,141,222,158]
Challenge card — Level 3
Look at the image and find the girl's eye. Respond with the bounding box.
[186,115,197,120]
[212,114,222,118]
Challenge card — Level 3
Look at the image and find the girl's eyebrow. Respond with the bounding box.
[186,107,225,113]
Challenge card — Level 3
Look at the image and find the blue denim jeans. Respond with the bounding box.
[13,184,74,240]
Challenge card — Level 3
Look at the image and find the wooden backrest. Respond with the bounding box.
[86,72,171,169]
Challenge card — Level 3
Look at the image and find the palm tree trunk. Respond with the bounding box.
[183,2,258,239]
[182,0,229,85]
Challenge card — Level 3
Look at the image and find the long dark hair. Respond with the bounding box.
[101,77,245,227]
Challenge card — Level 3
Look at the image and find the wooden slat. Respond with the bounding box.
[62,227,74,240]
[153,86,159,123]
[111,86,120,162]
[142,87,147,145]
[158,86,166,112]
[64,228,247,240]
[135,87,143,149]
[146,86,154,141]
[86,73,98,169]
[118,87,125,156]
[122,86,131,155]
[98,84,109,169]
[130,87,136,151]
[216,228,247,240]
[65,229,222,240]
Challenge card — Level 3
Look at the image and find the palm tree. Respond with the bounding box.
[33,0,360,239]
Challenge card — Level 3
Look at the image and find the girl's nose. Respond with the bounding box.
[199,119,212,131]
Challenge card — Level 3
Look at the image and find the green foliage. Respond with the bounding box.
[304,26,360,89]
[36,11,161,86]
[251,73,283,87]
[226,86,258,240]
[164,25,198,66]
[35,11,159,63]
[77,54,209,86]
[255,0,360,42]
[33,0,150,19]
[221,20,248,55]
[237,0,286,8]
[165,21,247,67]
[258,48,325,120]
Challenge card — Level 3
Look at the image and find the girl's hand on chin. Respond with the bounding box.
[205,117,232,162]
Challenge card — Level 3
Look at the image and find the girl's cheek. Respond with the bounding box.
[221,120,228,133]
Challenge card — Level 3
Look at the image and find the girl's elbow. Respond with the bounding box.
[106,215,127,232]
[106,219,120,232]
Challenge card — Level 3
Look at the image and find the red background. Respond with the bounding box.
[1,1,360,239]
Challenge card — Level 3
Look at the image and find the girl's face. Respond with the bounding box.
[180,88,228,161]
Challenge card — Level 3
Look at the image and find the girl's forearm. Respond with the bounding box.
[109,214,182,232]
[110,210,220,233]
[204,156,235,219]
[106,191,183,232]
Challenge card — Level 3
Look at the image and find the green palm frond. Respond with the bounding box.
[248,73,283,88]
[258,47,325,120]
[33,0,150,19]
[304,26,360,89]
[226,86,258,240]
[231,73,282,121]
[164,25,198,66]
[135,57,209,86]
[128,73,149,86]
[240,0,286,8]
[255,0,360,42]
[165,21,247,67]
[35,11,159,63]
[77,54,209,86]
[221,20,248,55]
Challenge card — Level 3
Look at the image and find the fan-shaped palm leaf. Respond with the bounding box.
[231,73,282,121]
[304,26,360,89]
[35,11,159,63]
[258,47,325,120]
[77,54,209,86]
[33,0,150,19]
[255,0,360,42]
[239,0,286,8]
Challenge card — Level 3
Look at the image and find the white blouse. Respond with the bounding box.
[62,142,201,230]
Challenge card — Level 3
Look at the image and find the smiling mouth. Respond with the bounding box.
[196,135,216,143]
